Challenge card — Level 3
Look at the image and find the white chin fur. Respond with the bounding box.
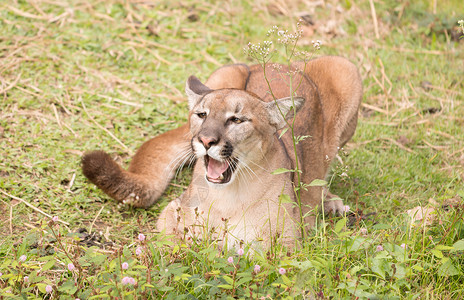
[192,141,223,161]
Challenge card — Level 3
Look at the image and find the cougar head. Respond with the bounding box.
[185,76,304,185]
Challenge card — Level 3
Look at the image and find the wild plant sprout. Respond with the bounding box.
[244,21,321,238]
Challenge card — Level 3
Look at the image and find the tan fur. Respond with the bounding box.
[82,56,362,248]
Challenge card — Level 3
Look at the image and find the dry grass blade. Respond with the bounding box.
[368,0,380,39]
[7,5,48,20]
[89,205,105,234]
[96,94,143,108]
[382,138,417,154]
[0,72,22,94]
[80,98,133,155]
[0,188,70,226]
[362,103,388,115]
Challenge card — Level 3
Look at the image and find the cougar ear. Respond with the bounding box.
[186,76,213,110]
[265,96,305,130]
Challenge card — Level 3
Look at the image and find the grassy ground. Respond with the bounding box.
[1,0,463,298]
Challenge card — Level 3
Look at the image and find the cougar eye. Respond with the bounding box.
[229,116,243,124]
[197,112,207,119]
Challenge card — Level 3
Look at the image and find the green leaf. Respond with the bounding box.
[281,274,292,286]
[36,283,48,294]
[412,265,424,272]
[435,245,454,251]
[58,279,78,295]
[236,276,253,287]
[371,257,386,279]
[334,218,347,234]
[89,295,110,299]
[349,236,367,252]
[272,168,293,175]
[133,265,148,269]
[222,275,234,285]
[451,239,464,251]
[90,254,106,266]
[350,265,363,275]
[41,260,55,271]
[272,282,288,289]
[372,223,390,230]
[290,260,313,271]
[279,193,292,204]
[278,127,289,138]
[431,249,443,258]
[218,284,233,289]
[311,257,328,269]
[308,179,327,187]
[438,258,459,277]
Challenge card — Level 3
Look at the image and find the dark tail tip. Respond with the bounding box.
[81,151,157,208]
[82,151,117,182]
[81,150,127,200]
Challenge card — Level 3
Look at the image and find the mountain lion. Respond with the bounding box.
[82,56,362,248]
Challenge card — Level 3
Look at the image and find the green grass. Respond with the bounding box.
[1,0,464,298]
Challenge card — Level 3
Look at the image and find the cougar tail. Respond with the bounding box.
[81,151,161,208]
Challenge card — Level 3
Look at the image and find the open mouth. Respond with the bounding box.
[204,155,235,184]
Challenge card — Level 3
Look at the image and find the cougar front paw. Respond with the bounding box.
[323,190,350,215]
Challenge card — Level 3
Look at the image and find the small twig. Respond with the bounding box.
[201,50,222,66]
[369,0,380,39]
[371,74,390,116]
[96,94,143,108]
[7,5,48,20]
[422,139,448,151]
[362,103,388,115]
[67,173,76,192]
[89,205,105,234]
[378,58,392,95]
[29,1,47,16]
[0,72,22,94]
[170,183,188,189]
[363,120,399,126]
[143,47,172,65]
[0,189,70,225]
[450,146,464,157]
[120,33,186,55]
[376,45,448,55]
[10,205,13,235]
[428,129,457,141]
[228,52,238,64]
[423,84,463,96]
[80,98,133,154]
[383,138,417,154]
[51,103,62,129]
[48,10,72,24]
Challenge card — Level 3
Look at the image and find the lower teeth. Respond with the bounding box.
[219,174,224,180]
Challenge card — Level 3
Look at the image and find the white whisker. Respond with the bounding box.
[166,144,195,183]
[234,155,262,185]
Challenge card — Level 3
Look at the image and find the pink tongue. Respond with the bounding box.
[207,158,229,179]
